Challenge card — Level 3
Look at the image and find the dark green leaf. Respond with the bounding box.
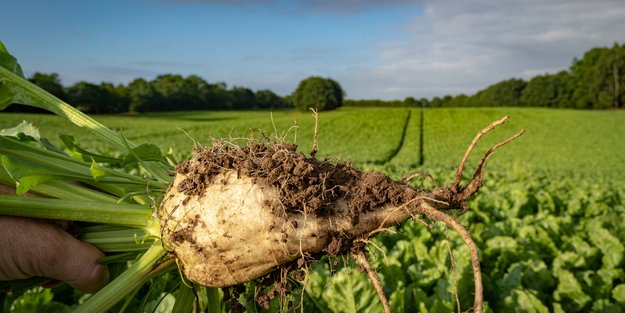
[1,155,52,194]
[501,289,549,313]
[497,262,523,293]
[123,143,164,165]
[388,282,405,313]
[520,259,556,293]
[429,298,454,313]
[39,137,66,154]
[59,134,122,164]
[0,41,24,77]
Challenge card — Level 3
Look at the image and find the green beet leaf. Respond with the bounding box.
[388,281,406,313]
[586,221,625,269]
[1,155,53,194]
[123,143,165,165]
[501,289,549,313]
[60,134,122,164]
[0,41,25,110]
[553,270,592,311]
[590,299,623,313]
[0,41,24,78]
[613,284,625,304]
[323,268,383,313]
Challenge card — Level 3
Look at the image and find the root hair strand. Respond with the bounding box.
[353,251,391,313]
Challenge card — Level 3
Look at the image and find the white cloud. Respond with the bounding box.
[341,0,625,99]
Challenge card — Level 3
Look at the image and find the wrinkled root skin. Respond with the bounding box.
[160,170,322,287]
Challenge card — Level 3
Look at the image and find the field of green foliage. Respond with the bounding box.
[1,107,624,312]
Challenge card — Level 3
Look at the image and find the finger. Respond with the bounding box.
[53,233,109,293]
[34,224,110,293]
[0,216,109,293]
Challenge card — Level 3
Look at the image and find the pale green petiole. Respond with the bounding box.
[81,227,155,252]
[0,136,169,189]
[0,195,156,229]
[74,242,170,313]
[0,169,120,203]
[172,284,196,313]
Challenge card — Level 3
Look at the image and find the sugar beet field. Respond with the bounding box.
[1,107,625,312]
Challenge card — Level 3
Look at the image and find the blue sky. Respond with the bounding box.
[1,0,624,99]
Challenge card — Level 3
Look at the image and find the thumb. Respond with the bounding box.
[44,230,110,293]
[0,216,109,293]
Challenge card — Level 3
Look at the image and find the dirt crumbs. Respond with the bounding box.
[175,140,420,220]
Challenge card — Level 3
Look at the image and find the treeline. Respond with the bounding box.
[8,43,624,113]
[7,74,291,114]
[348,42,625,110]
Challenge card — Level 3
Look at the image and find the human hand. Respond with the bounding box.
[0,215,109,293]
[0,185,109,293]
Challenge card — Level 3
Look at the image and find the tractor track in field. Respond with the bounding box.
[418,108,424,166]
[375,110,412,165]
[378,108,424,168]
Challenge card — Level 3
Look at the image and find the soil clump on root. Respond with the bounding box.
[177,142,413,218]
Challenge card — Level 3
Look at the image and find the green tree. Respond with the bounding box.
[473,78,527,106]
[99,82,128,113]
[255,89,288,109]
[570,43,625,109]
[127,78,160,113]
[291,76,344,111]
[404,97,417,107]
[606,43,625,108]
[521,71,572,107]
[228,87,256,109]
[447,94,469,107]
[66,81,124,114]
[183,75,207,110]
[430,96,443,108]
[151,74,190,111]
[204,82,229,109]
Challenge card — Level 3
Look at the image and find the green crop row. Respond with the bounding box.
[423,108,625,180]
